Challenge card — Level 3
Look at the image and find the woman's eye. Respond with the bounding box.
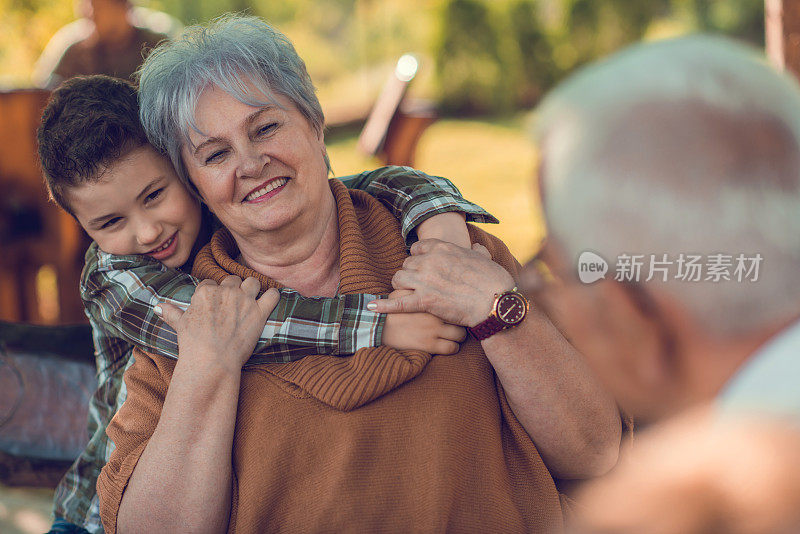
[204,150,227,164]
[101,217,122,229]
[145,188,164,203]
[257,123,278,136]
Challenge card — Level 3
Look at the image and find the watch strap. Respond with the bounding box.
[468,315,507,341]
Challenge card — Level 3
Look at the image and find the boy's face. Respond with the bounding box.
[69,145,202,269]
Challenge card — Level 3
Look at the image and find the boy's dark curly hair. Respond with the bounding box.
[37,75,149,215]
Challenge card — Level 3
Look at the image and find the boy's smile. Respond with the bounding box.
[69,145,202,268]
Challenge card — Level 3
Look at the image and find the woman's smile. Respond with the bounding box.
[242,176,290,203]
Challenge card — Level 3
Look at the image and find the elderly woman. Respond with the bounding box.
[98,15,620,533]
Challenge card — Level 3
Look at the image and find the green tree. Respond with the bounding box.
[508,0,556,106]
[436,0,514,114]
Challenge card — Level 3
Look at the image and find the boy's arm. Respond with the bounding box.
[82,243,383,362]
[339,165,498,245]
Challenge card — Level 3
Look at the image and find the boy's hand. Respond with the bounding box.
[157,275,280,373]
[381,290,467,354]
[415,212,471,249]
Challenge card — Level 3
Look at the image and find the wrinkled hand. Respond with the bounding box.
[381,290,467,354]
[369,239,515,327]
[158,275,280,373]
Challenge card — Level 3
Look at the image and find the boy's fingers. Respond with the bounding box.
[257,287,280,316]
[434,340,460,355]
[441,325,467,343]
[156,301,184,329]
[367,294,425,314]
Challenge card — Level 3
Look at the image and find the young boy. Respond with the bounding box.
[37,75,496,533]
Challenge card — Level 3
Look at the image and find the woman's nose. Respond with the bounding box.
[236,146,269,179]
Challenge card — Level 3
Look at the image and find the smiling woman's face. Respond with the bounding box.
[181,81,330,243]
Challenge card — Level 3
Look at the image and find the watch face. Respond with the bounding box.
[495,292,528,326]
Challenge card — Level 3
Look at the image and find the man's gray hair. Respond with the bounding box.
[137,14,327,193]
[535,35,800,336]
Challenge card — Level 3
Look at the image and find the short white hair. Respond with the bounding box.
[535,35,800,336]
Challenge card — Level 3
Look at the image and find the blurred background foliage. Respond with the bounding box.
[1,0,764,115]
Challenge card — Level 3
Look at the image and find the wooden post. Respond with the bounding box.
[766,0,800,80]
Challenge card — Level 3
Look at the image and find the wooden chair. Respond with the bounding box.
[0,89,87,325]
[358,55,438,167]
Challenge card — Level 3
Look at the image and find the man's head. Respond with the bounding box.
[530,36,800,422]
[38,75,201,268]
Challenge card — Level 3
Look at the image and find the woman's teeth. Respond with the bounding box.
[245,178,288,201]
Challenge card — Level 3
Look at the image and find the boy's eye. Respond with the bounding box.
[145,187,165,204]
[101,217,122,229]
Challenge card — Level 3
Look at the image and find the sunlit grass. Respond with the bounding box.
[327,114,545,262]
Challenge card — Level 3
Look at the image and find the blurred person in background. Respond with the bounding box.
[33,0,178,89]
[530,34,800,426]
[529,35,800,533]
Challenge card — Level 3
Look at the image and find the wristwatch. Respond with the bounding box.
[468,287,529,341]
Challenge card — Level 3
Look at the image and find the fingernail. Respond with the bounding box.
[367,302,377,311]
[154,305,163,316]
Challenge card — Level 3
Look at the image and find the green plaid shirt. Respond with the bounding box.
[53,166,496,531]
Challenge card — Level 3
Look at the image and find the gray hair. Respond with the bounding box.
[535,35,800,336]
[137,14,327,194]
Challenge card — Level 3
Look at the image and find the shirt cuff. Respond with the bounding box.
[336,294,385,355]
[402,198,499,244]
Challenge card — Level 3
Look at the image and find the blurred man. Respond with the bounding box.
[530,35,800,425]
[527,35,800,533]
[33,0,175,89]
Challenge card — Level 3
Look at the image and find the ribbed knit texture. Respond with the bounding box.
[98,179,564,533]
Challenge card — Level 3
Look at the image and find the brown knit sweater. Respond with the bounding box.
[98,179,564,533]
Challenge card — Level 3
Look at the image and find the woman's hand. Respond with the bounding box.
[158,275,280,373]
[415,212,471,249]
[381,290,467,354]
